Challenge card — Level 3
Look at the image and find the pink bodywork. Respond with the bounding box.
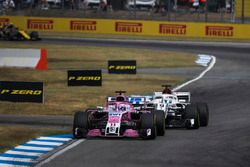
[87,95,141,138]
[109,116,120,123]
[87,129,139,138]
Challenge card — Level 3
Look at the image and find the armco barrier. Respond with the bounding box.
[1,16,250,39]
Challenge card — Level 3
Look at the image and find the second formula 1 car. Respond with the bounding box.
[129,85,209,129]
[0,23,40,41]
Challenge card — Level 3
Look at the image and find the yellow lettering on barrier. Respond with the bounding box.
[109,66,115,70]
[11,90,42,95]
[111,66,136,70]
[75,76,101,81]
[1,89,10,94]
[109,66,136,70]
[69,76,101,81]
[33,90,42,95]
[68,76,76,80]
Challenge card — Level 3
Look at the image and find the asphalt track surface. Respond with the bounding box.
[4,38,250,167]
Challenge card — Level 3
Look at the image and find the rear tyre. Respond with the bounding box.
[196,102,209,127]
[16,32,25,40]
[154,110,165,136]
[73,111,89,139]
[185,104,200,129]
[30,31,40,40]
[140,113,157,139]
[8,31,17,40]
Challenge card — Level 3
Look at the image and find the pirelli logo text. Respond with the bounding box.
[159,24,186,35]
[206,26,234,37]
[0,81,44,103]
[68,70,102,86]
[70,20,96,31]
[27,19,54,30]
[0,18,9,26]
[115,22,143,33]
[108,60,136,74]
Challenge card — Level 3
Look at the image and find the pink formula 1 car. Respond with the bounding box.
[73,91,165,140]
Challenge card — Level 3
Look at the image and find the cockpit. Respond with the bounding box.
[107,103,131,112]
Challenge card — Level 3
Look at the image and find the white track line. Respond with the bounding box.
[35,54,216,167]
[173,55,216,91]
[35,139,84,167]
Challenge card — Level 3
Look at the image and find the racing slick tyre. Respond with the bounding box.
[184,104,200,129]
[73,111,89,139]
[154,110,165,136]
[140,113,157,140]
[30,31,40,41]
[196,102,209,127]
[7,31,17,40]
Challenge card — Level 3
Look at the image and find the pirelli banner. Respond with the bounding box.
[68,70,102,86]
[0,81,43,103]
[108,60,136,74]
[1,16,250,39]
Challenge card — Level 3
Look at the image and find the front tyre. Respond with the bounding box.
[196,102,209,127]
[30,31,40,41]
[154,110,165,136]
[185,104,200,129]
[73,111,89,139]
[140,113,157,139]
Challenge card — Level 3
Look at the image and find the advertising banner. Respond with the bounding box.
[108,60,136,74]
[0,81,44,103]
[68,70,102,86]
[1,16,250,40]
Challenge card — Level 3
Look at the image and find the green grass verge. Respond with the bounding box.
[0,42,196,115]
[0,42,197,68]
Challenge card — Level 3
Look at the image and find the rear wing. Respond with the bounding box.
[173,92,191,103]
